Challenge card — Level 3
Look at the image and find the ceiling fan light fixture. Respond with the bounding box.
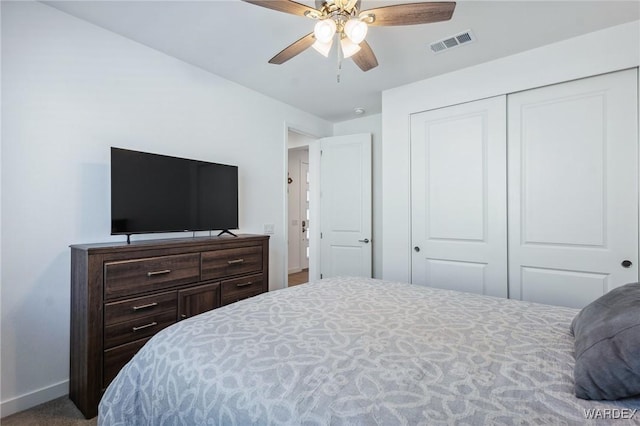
[242,0,457,73]
[340,37,361,59]
[336,0,358,10]
[314,19,337,43]
[344,18,368,44]
[312,39,334,57]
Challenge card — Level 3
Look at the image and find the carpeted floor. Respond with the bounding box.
[1,397,96,426]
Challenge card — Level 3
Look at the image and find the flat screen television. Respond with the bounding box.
[111,147,238,240]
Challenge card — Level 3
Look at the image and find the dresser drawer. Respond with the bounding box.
[201,246,262,280]
[221,273,264,306]
[104,310,176,349]
[104,254,200,300]
[103,337,150,388]
[105,291,177,326]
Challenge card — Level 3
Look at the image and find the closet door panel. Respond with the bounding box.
[519,267,608,309]
[425,259,487,295]
[519,94,605,246]
[424,114,485,240]
[508,69,638,308]
[411,96,507,297]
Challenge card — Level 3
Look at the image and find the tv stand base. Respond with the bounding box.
[217,230,238,237]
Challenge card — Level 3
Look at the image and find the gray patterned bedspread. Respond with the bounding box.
[98,277,640,425]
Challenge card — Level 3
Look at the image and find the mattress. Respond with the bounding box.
[98,277,640,425]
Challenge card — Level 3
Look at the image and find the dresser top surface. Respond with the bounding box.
[70,234,269,253]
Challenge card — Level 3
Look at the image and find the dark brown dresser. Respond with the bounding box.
[69,234,269,418]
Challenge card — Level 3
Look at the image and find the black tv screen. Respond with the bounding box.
[111,147,238,235]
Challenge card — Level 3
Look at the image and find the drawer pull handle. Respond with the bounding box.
[227,259,245,265]
[132,322,157,332]
[132,302,158,311]
[236,281,253,287]
[147,269,171,277]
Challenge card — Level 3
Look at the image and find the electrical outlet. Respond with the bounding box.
[264,224,275,234]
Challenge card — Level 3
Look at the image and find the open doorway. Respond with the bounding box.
[287,129,318,287]
[287,146,310,286]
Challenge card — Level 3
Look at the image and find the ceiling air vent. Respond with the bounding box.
[430,30,475,54]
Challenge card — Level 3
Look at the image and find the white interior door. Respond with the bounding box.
[320,134,372,278]
[508,69,638,308]
[411,96,507,297]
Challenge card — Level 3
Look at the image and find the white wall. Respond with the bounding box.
[0,1,331,416]
[381,21,640,283]
[333,114,382,278]
[288,131,317,149]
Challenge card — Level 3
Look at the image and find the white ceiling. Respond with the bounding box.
[44,0,639,122]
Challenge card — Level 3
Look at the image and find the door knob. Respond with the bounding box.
[414,246,420,252]
[621,260,633,268]
[358,238,370,243]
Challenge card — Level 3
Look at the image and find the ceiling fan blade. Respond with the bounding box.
[352,41,378,72]
[360,2,456,26]
[269,33,316,65]
[242,0,320,17]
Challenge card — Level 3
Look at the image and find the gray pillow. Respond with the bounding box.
[570,282,640,400]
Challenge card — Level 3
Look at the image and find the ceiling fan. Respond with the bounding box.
[242,0,456,72]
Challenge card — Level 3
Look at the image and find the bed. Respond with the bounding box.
[98,277,640,425]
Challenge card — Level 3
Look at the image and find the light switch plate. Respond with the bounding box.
[264,224,275,234]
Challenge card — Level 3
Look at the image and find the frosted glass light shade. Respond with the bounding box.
[314,19,337,43]
[344,19,368,44]
[340,37,361,59]
[312,39,333,57]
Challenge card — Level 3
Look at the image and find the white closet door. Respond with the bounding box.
[411,96,507,297]
[508,69,638,308]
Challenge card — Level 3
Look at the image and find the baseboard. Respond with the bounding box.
[288,267,302,274]
[0,380,68,419]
